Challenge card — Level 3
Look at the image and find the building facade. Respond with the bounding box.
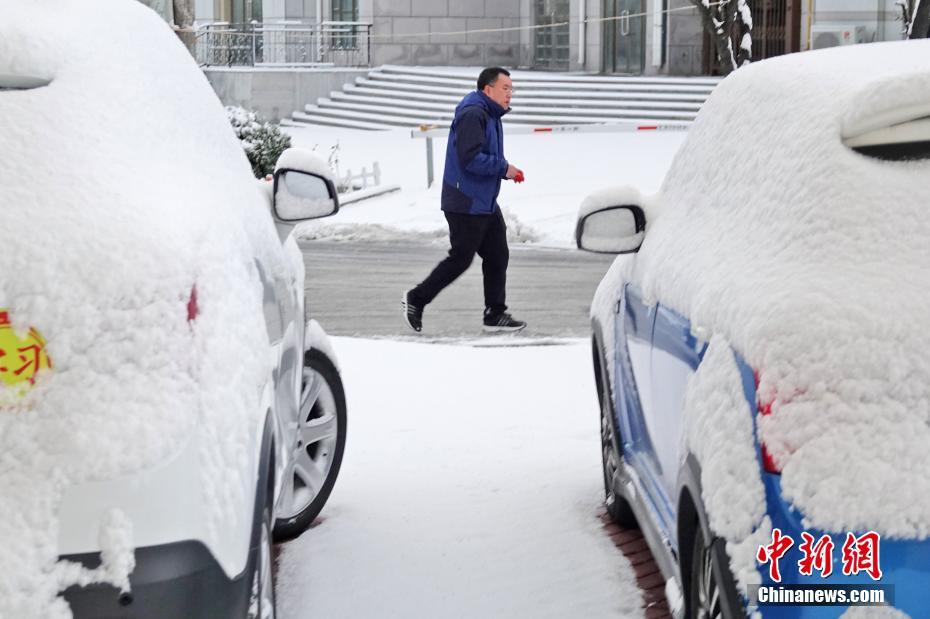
[189,0,908,75]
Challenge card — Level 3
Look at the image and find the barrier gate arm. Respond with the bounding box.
[410,122,689,188]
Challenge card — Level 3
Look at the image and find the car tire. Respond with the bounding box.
[247,504,276,619]
[273,349,347,541]
[600,387,637,528]
[688,527,741,619]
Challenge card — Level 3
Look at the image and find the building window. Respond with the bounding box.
[331,0,359,50]
[332,0,358,22]
[534,0,570,70]
[232,0,262,25]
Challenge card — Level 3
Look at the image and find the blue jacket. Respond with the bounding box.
[441,90,510,215]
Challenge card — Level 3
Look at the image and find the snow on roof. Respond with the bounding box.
[630,40,930,540]
[0,1,281,615]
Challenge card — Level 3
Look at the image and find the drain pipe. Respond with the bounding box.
[652,0,664,68]
[317,0,323,62]
[807,0,814,49]
[579,1,586,67]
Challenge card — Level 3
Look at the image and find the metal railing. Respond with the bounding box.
[196,21,372,67]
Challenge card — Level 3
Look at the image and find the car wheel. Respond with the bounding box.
[600,393,637,528]
[689,528,743,619]
[247,505,275,619]
[273,349,347,541]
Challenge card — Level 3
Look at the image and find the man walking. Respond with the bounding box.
[403,67,527,334]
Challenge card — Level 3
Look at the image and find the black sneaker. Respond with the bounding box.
[402,290,423,332]
[482,312,526,333]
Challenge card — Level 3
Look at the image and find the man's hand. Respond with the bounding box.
[506,164,524,183]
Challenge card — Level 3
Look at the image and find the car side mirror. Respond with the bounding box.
[272,148,339,222]
[575,187,647,254]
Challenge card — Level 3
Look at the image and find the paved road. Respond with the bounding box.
[300,240,617,340]
[297,240,672,617]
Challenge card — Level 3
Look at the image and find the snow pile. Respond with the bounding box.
[284,125,685,249]
[297,206,539,244]
[296,222,450,244]
[630,40,930,538]
[55,509,135,593]
[276,337,646,618]
[577,185,649,220]
[0,1,280,615]
[275,147,334,182]
[680,337,767,591]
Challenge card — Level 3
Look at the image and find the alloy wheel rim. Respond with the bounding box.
[277,367,339,520]
[259,520,275,619]
[696,540,721,619]
[601,401,619,508]
[248,518,275,619]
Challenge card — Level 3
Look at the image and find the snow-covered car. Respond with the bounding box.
[577,41,930,618]
[0,3,346,618]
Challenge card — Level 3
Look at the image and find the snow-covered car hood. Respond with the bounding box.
[630,40,930,539]
[0,1,283,615]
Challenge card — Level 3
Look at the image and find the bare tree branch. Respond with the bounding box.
[690,0,753,74]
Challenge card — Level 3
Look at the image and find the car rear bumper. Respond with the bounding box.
[62,540,251,619]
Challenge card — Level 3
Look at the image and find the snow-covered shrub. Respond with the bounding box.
[226,106,291,178]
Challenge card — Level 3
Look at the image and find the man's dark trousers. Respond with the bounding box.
[408,209,508,315]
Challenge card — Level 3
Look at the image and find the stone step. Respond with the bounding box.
[378,63,721,87]
[292,65,716,130]
[345,82,708,103]
[338,86,704,111]
[315,97,697,122]
[366,69,716,94]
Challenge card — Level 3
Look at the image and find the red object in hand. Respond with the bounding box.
[513,171,525,183]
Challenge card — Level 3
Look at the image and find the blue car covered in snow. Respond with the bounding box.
[576,40,930,619]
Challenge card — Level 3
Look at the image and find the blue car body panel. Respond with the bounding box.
[608,283,925,617]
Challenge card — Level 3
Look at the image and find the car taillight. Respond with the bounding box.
[754,370,782,475]
[187,285,199,323]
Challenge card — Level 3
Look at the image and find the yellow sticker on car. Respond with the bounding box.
[0,309,52,395]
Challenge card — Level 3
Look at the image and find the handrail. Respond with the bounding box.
[195,21,373,67]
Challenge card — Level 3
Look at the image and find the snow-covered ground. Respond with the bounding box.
[284,125,685,248]
[276,337,645,618]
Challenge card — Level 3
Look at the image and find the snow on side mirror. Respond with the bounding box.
[273,148,339,222]
[575,186,647,254]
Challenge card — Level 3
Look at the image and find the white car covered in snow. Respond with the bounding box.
[577,41,930,618]
[0,3,345,618]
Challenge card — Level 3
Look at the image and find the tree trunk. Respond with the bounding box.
[691,0,752,75]
[911,0,930,38]
[173,0,196,54]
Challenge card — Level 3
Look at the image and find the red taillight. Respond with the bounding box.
[760,442,781,474]
[187,285,199,322]
[754,369,782,475]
